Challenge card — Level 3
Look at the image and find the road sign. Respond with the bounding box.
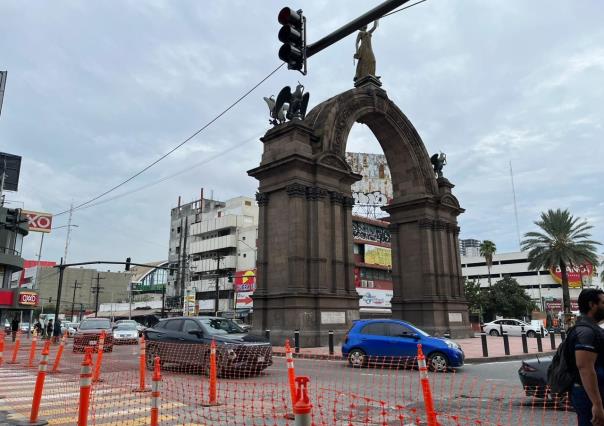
[22,210,53,233]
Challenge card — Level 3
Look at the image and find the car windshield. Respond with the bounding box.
[116,323,137,330]
[80,320,111,330]
[200,318,244,335]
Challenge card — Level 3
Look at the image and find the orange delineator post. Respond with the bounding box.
[208,339,218,405]
[0,331,5,367]
[51,333,67,373]
[92,331,106,383]
[150,356,161,426]
[133,336,150,392]
[29,340,51,425]
[28,332,38,367]
[285,339,297,408]
[8,330,21,364]
[78,348,94,426]
[417,344,439,426]
[293,376,313,426]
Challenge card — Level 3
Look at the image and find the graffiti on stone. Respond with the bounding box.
[352,190,389,206]
[352,221,391,244]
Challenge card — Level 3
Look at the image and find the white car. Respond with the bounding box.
[112,323,139,344]
[483,319,549,338]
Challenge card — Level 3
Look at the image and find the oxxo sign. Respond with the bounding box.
[18,292,39,306]
[21,210,53,233]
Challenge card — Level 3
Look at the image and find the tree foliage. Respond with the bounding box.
[464,278,484,313]
[484,276,536,319]
[479,240,497,286]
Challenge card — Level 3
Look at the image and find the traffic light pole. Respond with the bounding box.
[306,0,412,58]
[54,258,65,326]
[214,256,222,317]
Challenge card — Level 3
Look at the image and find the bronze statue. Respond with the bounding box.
[354,20,379,81]
[430,152,447,178]
[263,83,310,126]
[263,95,288,126]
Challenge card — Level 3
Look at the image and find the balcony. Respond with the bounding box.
[191,255,237,273]
[190,235,237,255]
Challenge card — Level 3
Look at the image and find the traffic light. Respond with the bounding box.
[227,272,233,283]
[125,257,131,272]
[278,7,306,74]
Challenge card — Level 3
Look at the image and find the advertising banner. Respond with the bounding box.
[364,244,392,267]
[235,292,254,308]
[18,291,39,306]
[545,300,579,311]
[549,262,596,289]
[21,210,53,233]
[234,269,256,292]
[17,260,56,287]
[356,287,392,308]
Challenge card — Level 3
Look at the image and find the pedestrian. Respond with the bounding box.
[10,316,19,342]
[52,318,62,344]
[567,288,604,426]
[46,319,53,340]
[34,320,42,336]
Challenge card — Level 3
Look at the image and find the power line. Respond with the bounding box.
[54,63,285,217]
[383,0,428,17]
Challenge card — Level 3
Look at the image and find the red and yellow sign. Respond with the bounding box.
[22,210,53,233]
[234,269,256,292]
[549,263,595,289]
[18,292,39,306]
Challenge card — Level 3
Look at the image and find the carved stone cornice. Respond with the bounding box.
[286,183,307,198]
[255,192,269,206]
[418,218,433,229]
[432,220,447,231]
[342,196,355,209]
[306,186,328,200]
[329,191,344,204]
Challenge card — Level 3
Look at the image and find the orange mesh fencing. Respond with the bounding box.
[0,333,576,425]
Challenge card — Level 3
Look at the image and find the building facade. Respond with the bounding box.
[168,194,258,316]
[459,238,481,257]
[461,251,602,312]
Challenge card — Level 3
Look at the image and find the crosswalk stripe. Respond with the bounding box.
[94,414,177,426]
[0,392,133,411]
[0,382,70,392]
[2,388,115,402]
[49,408,181,425]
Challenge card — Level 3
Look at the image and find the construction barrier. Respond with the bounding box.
[8,330,21,364]
[150,356,161,426]
[0,331,4,367]
[92,330,105,383]
[50,333,66,373]
[27,332,38,368]
[28,340,51,425]
[133,335,150,392]
[0,336,576,425]
[293,376,312,426]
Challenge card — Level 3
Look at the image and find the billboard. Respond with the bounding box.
[15,260,57,288]
[549,262,596,289]
[356,287,392,308]
[364,244,392,267]
[0,152,22,192]
[22,210,53,233]
[234,269,256,292]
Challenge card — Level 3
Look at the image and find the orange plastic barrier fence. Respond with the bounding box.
[50,333,67,373]
[0,335,576,425]
[8,330,21,364]
[28,333,38,368]
[29,340,51,425]
[0,331,4,366]
[150,356,161,426]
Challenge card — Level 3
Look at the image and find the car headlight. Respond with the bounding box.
[445,340,460,350]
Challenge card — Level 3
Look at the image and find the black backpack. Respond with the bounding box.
[547,323,602,394]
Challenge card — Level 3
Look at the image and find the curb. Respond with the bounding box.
[271,350,557,364]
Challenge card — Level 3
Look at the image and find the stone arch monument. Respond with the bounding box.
[248,80,472,346]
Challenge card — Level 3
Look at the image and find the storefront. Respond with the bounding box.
[0,288,40,331]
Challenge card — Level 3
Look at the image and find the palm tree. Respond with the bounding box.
[479,240,497,287]
[521,209,601,327]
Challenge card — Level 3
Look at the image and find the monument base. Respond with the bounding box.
[391,298,473,339]
[251,292,360,347]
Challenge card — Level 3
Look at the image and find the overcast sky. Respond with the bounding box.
[2,0,603,268]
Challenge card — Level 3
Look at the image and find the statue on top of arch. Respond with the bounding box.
[354,20,379,82]
[430,152,447,179]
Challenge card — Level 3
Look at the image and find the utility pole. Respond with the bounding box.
[54,258,65,323]
[214,254,223,317]
[92,273,105,318]
[63,203,74,263]
[70,280,82,322]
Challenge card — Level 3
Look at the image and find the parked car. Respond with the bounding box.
[73,318,114,352]
[115,319,145,336]
[113,322,139,344]
[483,319,549,337]
[3,320,10,333]
[19,322,30,333]
[144,316,272,376]
[342,319,464,371]
[232,319,252,332]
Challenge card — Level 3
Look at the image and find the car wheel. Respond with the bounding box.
[427,352,449,372]
[527,330,536,338]
[348,348,367,368]
[489,329,499,336]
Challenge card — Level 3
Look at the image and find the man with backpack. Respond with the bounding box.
[563,288,604,425]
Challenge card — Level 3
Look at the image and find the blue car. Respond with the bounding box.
[342,319,464,371]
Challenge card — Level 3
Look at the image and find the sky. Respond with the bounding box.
[1,0,603,268]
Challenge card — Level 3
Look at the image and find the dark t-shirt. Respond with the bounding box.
[567,317,604,386]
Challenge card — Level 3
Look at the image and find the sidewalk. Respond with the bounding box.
[272,334,558,363]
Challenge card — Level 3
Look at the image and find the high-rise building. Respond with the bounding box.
[459,238,482,257]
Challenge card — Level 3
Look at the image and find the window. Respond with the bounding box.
[177,226,181,234]
[154,321,167,329]
[243,253,247,258]
[183,320,202,333]
[245,201,252,206]
[378,163,385,179]
[164,320,183,332]
[387,323,415,337]
[360,322,387,336]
